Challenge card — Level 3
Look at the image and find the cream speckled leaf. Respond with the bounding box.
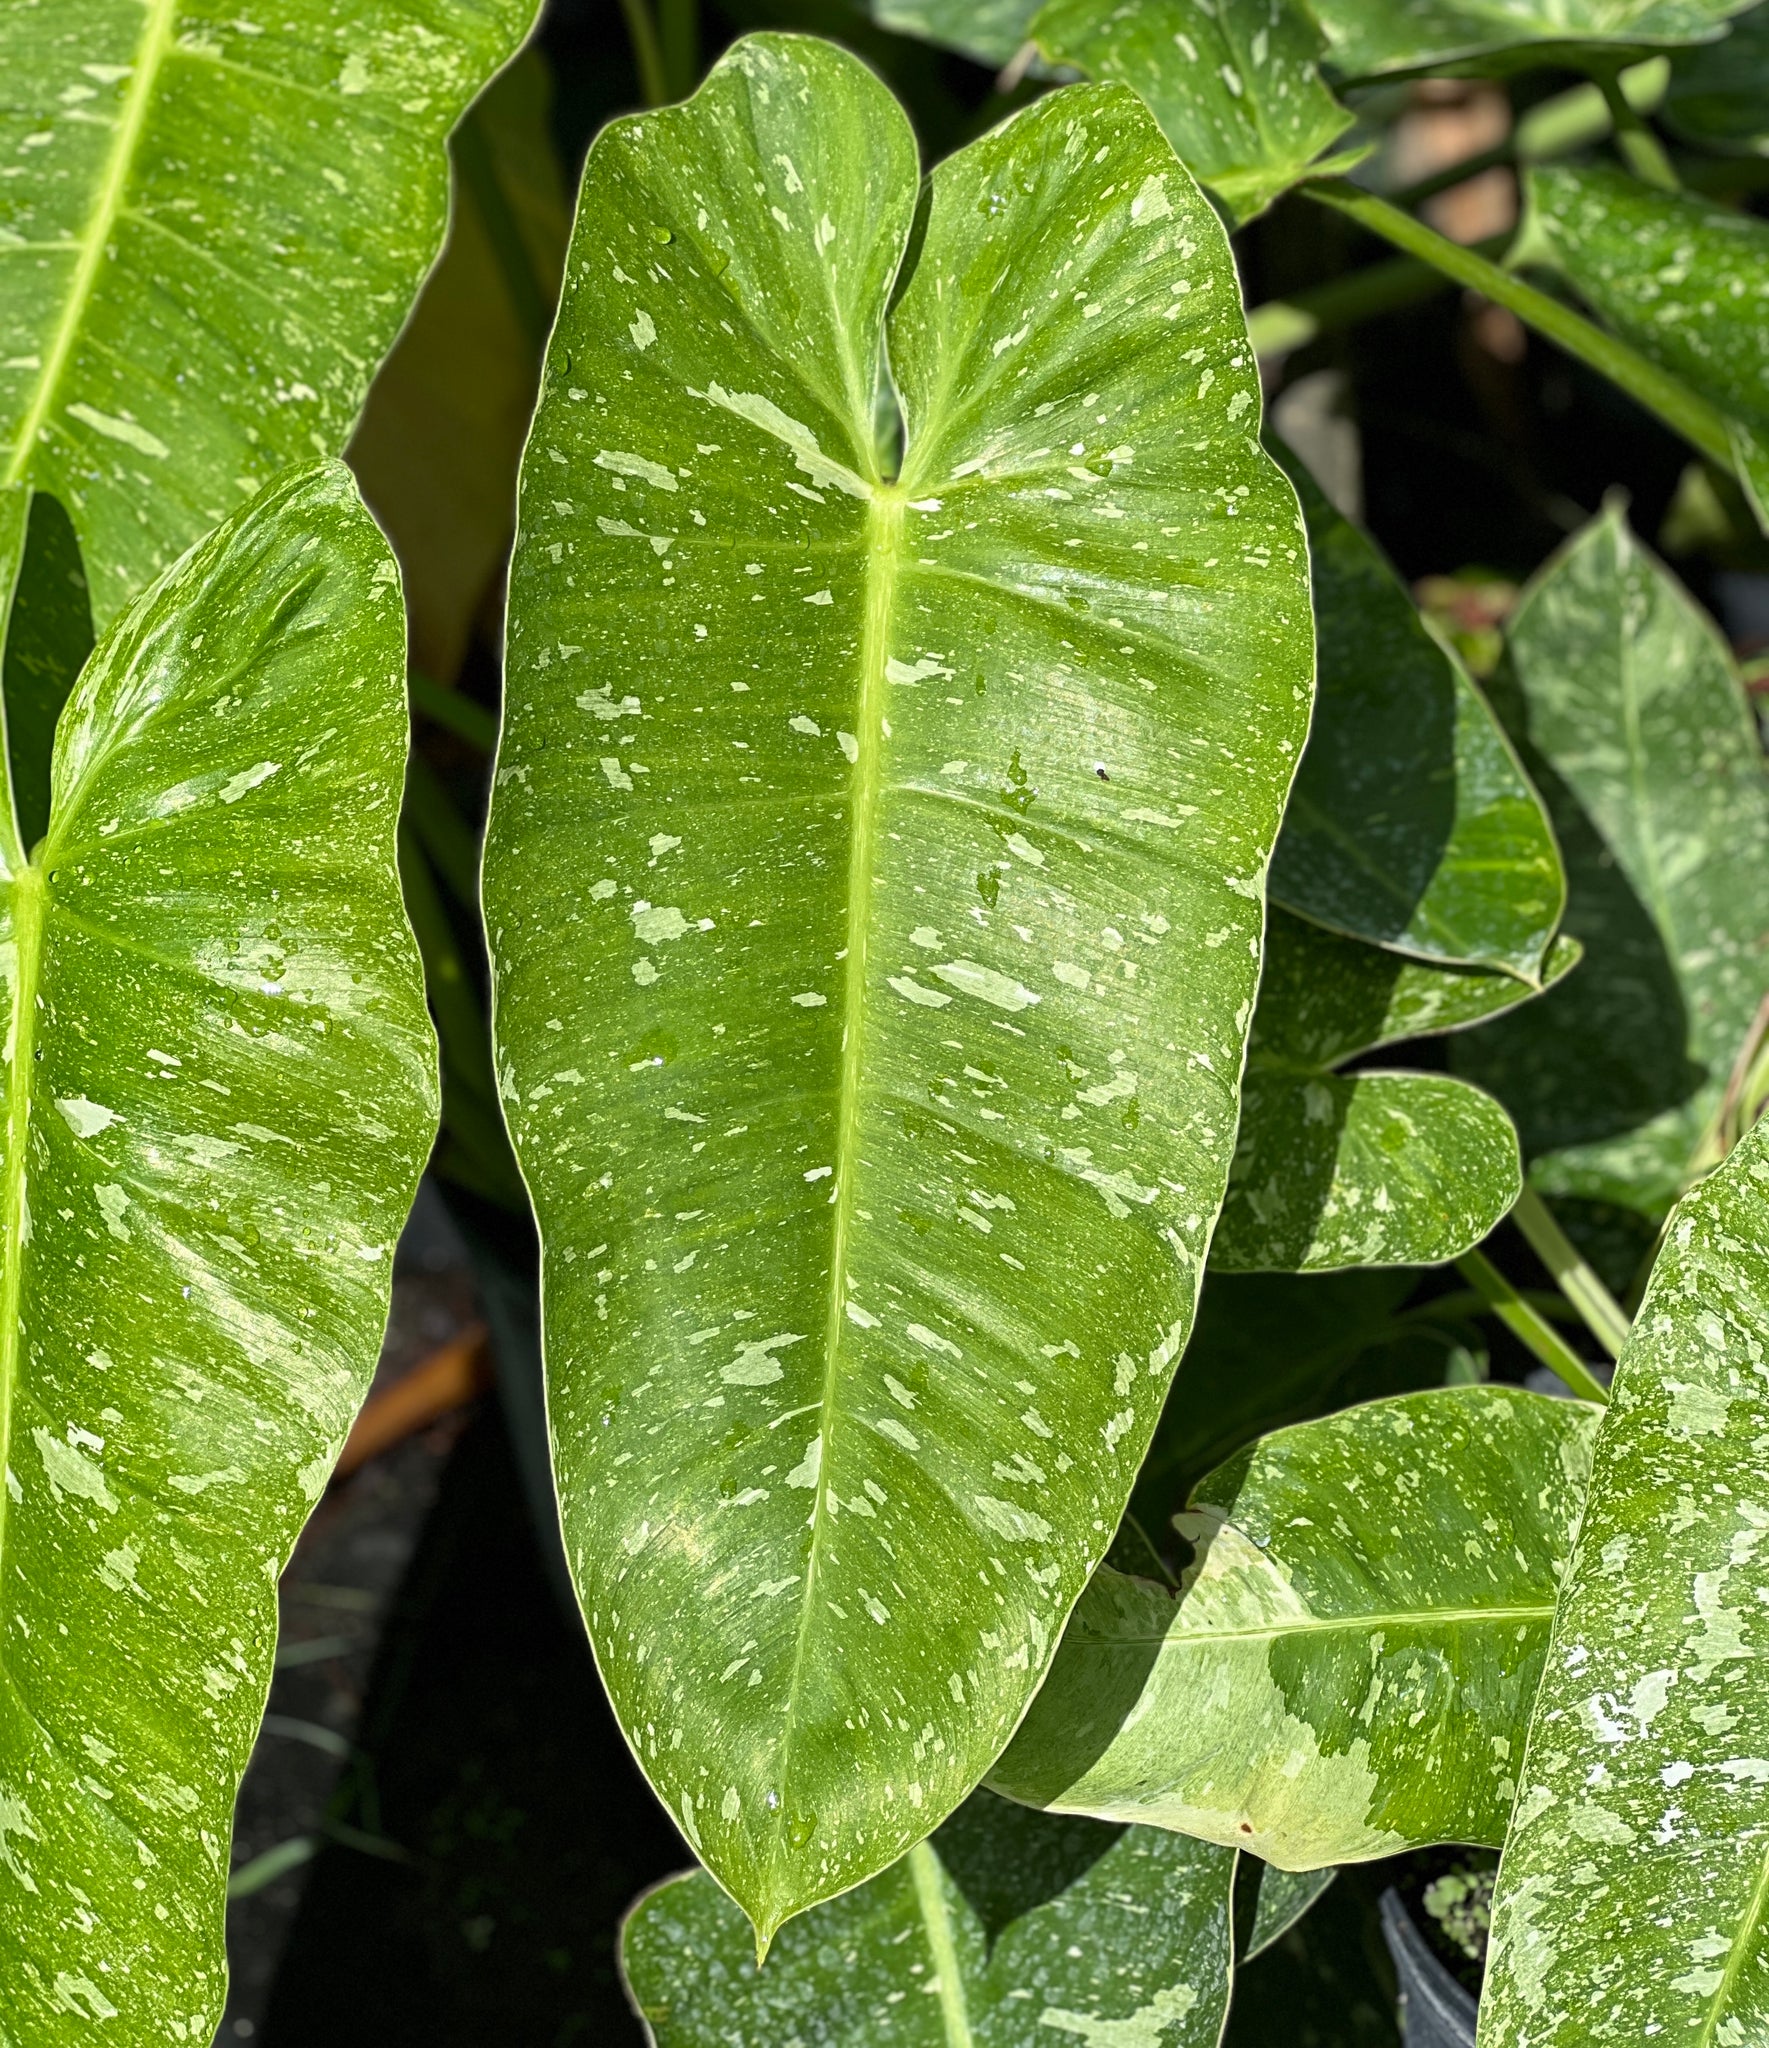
[1029,0,1361,226]
[1479,1121,1769,2048]
[1212,909,1541,1271]
[871,0,1042,66]
[0,0,539,625]
[1311,0,1749,77]
[484,35,1312,1941]
[620,1791,1236,2047]
[1268,450,1564,982]
[0,460,437,2042]
[1523,163,1769,531]
[991,1388,1598,1867]
[1452,504,1769,1219]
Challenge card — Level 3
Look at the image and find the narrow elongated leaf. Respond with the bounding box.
[1452,505,1769,1218]
[991,1389,1598,1866]
[0,488,93,853]
[0,461,436,2042]
[1310,0,1748,79]
[871,0,1042,65]
[485,36,1313,1939]
[620,1791,1236,2047]
[1242,1860,1337,1960]
[1665,1,1769,152]
[1212,910,1539,1272]
[1030,0,1362,225]
[1523,163,1769,529]
[0,0,538,624]
[1479,1120,1769,2048]
[1268,451,1564,982]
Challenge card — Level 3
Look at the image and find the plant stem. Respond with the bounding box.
[1301,179,1735,476]
[1510,1186,1631,1358]
[1456,1249,1612,1403]
[618,0,670,109]
[410,670,497,753]
[658,0,699,101]
[1248,252,1460,359]
[1595,65,1680,192]
[453,106,554,354]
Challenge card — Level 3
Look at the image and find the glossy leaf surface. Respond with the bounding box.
[1524,164,1769,529]
[485,36,1312,1938]
[1310,0,1748,78]
[620,1791,1236,2047]
[0,0,538,624]
[1453,505,1769,1218]
[871,0,1041,65]
[1269,452,1563,982]
[1665,1,1769,152]
[1030,0,1360,225]
[991,1389,1597,1866]
[0,462,437,2041]
[1212,910,1535,1272]
[1480,1121,1769,2047]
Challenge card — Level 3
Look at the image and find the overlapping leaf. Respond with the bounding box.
[1030,0,1363,225]
[871,0,1042,65]
[1310,0,1750,79]
[1269,452,1564,981]
[620,1791,1236,2046]
[1523,163,1769,529]
[1213,910,1544,1270]
[1480,1120,1769,2047]
[1665,0,1769,151]
[485,36,1313,1939]
[0,0,538,623]
[990,1389,1598,1865]
[1453,505,1769,1218]
[0,462,437,2042]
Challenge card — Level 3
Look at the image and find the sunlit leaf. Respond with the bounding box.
[1452,504,1769,1218]
[620,1791,1236,2046]
[1479,1118,1769,2048]
[0,461,437,2041]
[1030,0,1363,225]
[484,36,1313,1940]
[991,1388,1597,1865]
[1268,449,1565,982]
[1522,163,1769,530]
[0,0,538,623]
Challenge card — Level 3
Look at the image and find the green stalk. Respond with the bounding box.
[1595,65,1679,192]
[410,670,497,753]
[452,107,554,354]
[1510,1186,1631,1358]
[1301,179,1736,476]
[658,0,699,101]
[1247,251,1460,359]
[404,753,482,910]
[1456,1249,1612,1403]
[618,0,670,109]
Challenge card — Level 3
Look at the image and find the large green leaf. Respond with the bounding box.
[484,35,1313,1940]
[1211,909,1542,1271]
[871,0,1042,66]
[1522,163,1769,530]
[0,0,538,625]
[1665,0,1769,151]
[1309,0,1749,79]
[1029,0,1362,226]
[1452,505,1769,1218]
[990,1388,1598,1865]
[1268,451,1564,983]
[620,1791,1237,2046]
[1479,1119,1769,2047]
[0,460,436,2042]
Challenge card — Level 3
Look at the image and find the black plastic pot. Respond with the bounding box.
[1380,1889,1478,2048]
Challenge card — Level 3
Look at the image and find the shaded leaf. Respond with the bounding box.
[1212,911,1541,1272]
[0,461,437,2041]
[348,47,570,685]
[0,488,92,854]
[1452,504,1769,1218]
[620,1791,1236,2046]
[1225,1865,1400,2047]
[1310,0,1749,79]
[1269,450,1564,982]
[990,1388,1598,1866]
[484,37,1313,1939]
[1242,1860,1339,1962]
[1479,1119,1769,2047]
[1665,0,1769,152]
[871,0,1042,66]
[1523,162,1769,529]
[0,0,538,623]
[1030,0,1363,225]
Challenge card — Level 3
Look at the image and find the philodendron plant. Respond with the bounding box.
[2,0,1769,2040]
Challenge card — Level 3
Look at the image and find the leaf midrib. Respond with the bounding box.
[4,0,180,486]
[908,1841,976,2048]
[1093,1598,1554,1649]
[0,864,47,1626]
